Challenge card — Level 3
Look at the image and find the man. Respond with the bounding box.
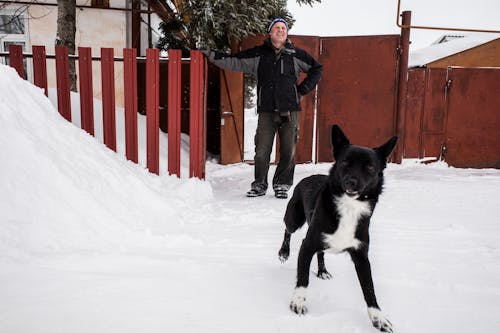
[203,18,322,199]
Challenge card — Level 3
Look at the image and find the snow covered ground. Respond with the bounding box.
[1,64,500,333]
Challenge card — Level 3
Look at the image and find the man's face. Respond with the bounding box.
[269,22,288,47]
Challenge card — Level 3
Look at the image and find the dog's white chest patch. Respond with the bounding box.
[323,194,372,253]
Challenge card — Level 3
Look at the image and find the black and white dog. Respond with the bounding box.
[278,124,397,333]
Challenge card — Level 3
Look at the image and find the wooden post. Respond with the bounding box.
[146,48,160,175]
[168,49,182,177]
[189,50,207,179]
[55,46,71,121]
[8,44,24,78]
[124,48,139,163]
[101,48,116,151]
[32,46,48,96]
[78,47,94,136]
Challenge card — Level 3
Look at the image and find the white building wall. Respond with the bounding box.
[2,1,130,107]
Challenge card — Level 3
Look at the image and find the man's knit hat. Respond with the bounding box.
[268,17,288,33]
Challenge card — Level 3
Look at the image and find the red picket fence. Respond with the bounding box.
[6,44,207,179]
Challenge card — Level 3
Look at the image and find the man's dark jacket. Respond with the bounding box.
[205,38,322,113]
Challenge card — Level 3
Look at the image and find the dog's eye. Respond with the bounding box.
[366,165,376,173]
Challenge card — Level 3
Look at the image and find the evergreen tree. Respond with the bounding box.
[157,0,320,54]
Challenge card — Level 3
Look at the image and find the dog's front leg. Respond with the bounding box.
[290,240,316,315]
[349,249,393,333]
[278,230,291,263]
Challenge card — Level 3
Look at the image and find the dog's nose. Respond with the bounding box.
[345,178,358,190]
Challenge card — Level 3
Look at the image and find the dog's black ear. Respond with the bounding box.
[331,125,350,158]
[375,136,398,161]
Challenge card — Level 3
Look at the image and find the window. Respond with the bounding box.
[0,14,25,34]
[0,13,30,80]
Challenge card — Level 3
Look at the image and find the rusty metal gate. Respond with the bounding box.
[290,36,320,163]
[404,68,448,159]
[445,67,500,168]
[316,35,401,162]
[222,34,402,164]
[405,67,500,168]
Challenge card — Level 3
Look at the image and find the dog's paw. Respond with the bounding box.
[278,248,289,263]
[279,254,288,263]
[317,269,332,280]
[290,300,307,315]
[289,287,308,315]
[368,307,393,333]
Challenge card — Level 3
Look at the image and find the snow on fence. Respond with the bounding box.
[5,44,207,179]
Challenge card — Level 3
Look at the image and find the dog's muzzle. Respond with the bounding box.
[343,178,361,197]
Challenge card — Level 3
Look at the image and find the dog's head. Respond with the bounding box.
[330,125,398,198]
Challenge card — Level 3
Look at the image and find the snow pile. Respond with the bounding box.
[0,64,212,256]
[1,63,500,333]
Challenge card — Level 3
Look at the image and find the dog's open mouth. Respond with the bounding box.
[345,189,359,197]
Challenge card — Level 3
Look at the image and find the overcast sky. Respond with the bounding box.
[287,0,500,50]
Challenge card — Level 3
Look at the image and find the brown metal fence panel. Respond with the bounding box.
[32,46,48,96]
[55,46,71,122]
[167,49,182,177]
[404,68,426,158]
[101,48,117,152]
[78,47,95,136]
[189,50,207,179]
[124,48,139,164]
[421,68,448,158]
[219,69,244,165]
[316,35,400,162]
[444,67,500,168]
[8,44,24,78]
[146,48,160,175]
[289,35,320,163]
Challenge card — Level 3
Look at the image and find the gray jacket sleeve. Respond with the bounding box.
[205,48,260,75]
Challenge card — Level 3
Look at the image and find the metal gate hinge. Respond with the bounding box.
[446,79,452,89]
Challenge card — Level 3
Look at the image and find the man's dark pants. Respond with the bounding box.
[251,111,300,192]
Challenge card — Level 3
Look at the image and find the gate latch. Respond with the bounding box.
[446,79,453,89]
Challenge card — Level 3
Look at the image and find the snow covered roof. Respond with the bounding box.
[431,34,466,45]
[409,33,500,68]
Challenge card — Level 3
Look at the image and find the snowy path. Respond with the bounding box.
[2,162,500,333]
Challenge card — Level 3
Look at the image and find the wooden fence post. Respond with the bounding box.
[101,47,116,151]
[8,44,24,78]
[168,49,182,177]
[124,48,138,163]
[189,50,207,179]
[32,46,48,96]
[78,47,94,136]
[146,48,160,175]
[55,46,71,121]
